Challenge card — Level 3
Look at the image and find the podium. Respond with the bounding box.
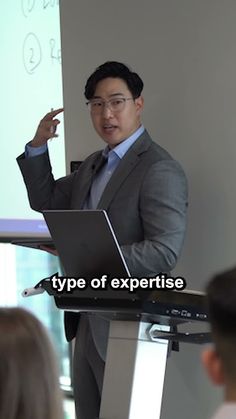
[20,211,210,418]
[38,280,210,419]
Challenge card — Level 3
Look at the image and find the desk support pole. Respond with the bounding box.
[99,321,169,419]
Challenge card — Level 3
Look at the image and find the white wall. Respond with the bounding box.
[59,1,236,417]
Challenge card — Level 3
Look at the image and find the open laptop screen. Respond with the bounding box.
[43,209,130,279]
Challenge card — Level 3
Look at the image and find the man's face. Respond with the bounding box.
[89,77,143,148]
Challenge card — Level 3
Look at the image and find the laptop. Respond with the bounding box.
[43,209,130,279]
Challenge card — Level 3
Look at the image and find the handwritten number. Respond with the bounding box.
[21,0,35,17]
[23,33,42,74]
[29,48,34,64]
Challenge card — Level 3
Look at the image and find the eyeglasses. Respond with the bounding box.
[86,97,134,114]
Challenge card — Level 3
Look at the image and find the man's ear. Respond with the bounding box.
[201,347,225,386]
[135,96,144,115]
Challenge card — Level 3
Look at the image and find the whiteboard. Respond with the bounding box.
[0,0,65,239]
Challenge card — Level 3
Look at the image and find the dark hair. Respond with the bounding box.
[206,267,236,381]
[84,61,144,100]
[0,307,63,419]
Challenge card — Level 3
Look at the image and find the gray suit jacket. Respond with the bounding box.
[17,130,188,357]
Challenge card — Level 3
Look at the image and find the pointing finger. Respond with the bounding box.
[44,107,64,120]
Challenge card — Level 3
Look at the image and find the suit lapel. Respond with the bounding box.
[97,130,152,209]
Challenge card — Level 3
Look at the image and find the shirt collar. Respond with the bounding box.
[103,124,145,159]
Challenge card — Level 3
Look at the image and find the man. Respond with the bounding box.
[17,61,188,419]
[202,267,236,419]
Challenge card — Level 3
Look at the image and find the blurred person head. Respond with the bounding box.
[0,307,63,419]
[202,267,236,401]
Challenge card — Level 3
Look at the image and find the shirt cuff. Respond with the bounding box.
[25,142,47,158]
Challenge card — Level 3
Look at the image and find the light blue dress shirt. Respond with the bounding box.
[25,142,47,157]
[84,125,145,209]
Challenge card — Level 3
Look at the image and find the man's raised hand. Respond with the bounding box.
[30,108,64,147]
